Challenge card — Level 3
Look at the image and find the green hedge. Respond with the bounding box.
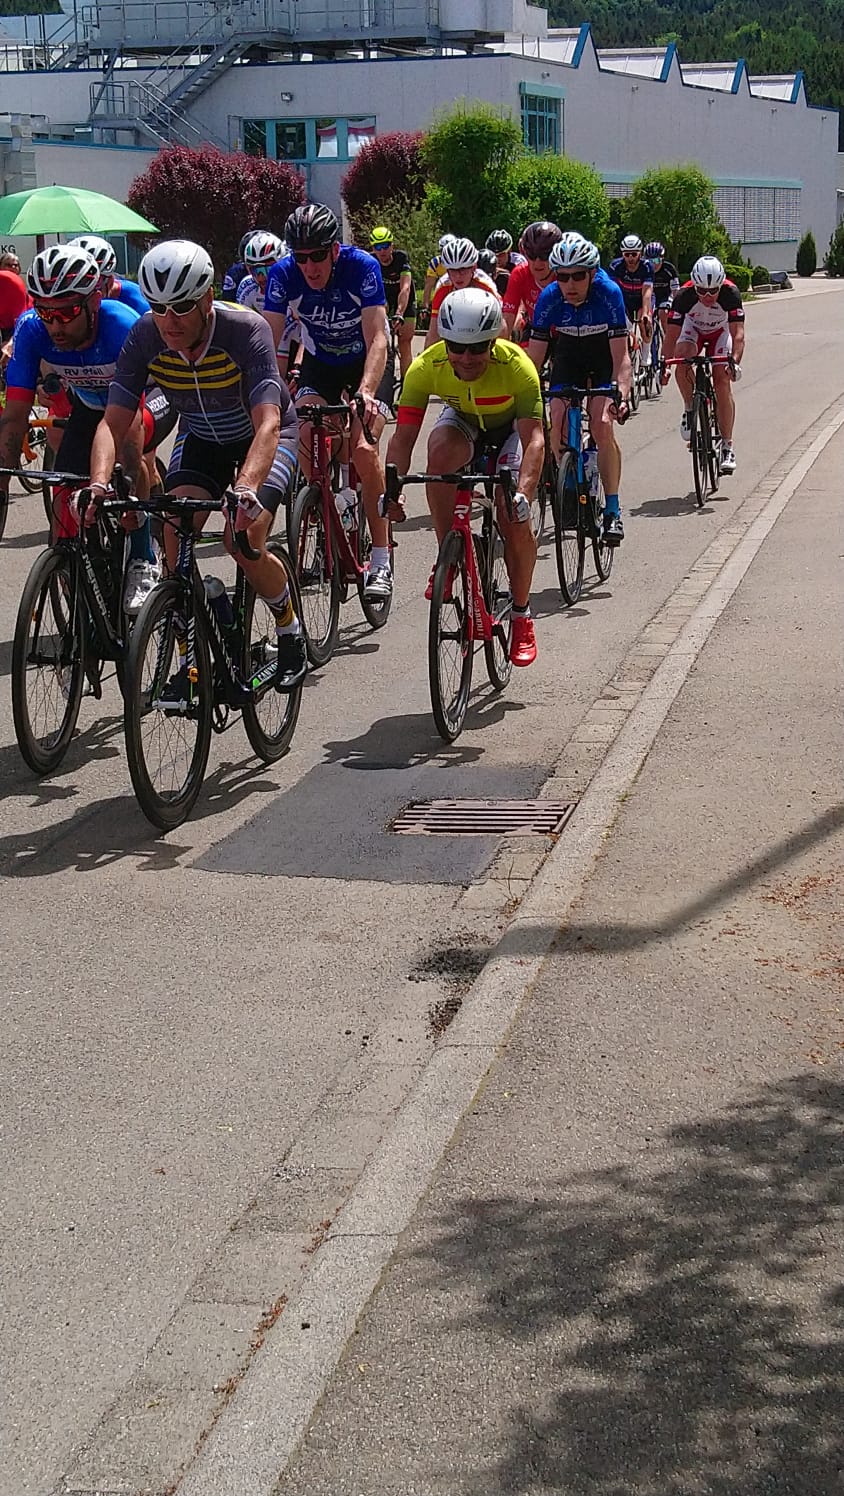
[751,264,771,287]
[726,263,751,292]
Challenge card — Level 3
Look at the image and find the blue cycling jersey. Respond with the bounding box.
[6,298,139,410]
[111,277,150,315]
[608,256,654,313]
[531,267,628,343]
[222,260,248,297]
[264,246,385,365]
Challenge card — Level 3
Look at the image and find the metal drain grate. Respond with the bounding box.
[391,799,577,837]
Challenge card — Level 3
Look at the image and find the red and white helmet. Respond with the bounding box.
[243,231,285,270]
[27,245,101,300]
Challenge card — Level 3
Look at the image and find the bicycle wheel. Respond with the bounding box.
[0,488,8,542]
[19,427,48,494]
[12,546,86,773]
[590,477,615,584]
[354,492,394,631]
[124,580,213,831]
[690,395,712,507]
[428,529,473,742]
[241,542,304,762]
[628,346,641,412]
[707,399,721,495]
[553,452,585,606]
[481,520,513,691]
[290,481,340,667]
[533,451,553,540]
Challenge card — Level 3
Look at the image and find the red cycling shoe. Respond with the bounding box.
[509,614,537,667]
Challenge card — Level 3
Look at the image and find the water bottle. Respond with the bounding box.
[335,488,356,531]
[583,447,599,499]
[204,575,235,632]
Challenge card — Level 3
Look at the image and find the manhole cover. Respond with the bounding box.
[391,799,576,836]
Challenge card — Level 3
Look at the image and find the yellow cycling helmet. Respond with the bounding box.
[370,226,393,246]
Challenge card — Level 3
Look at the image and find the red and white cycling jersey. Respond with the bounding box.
[668,279,744,345]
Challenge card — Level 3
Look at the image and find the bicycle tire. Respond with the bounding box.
[354,492,394,631]
[290,481,341,667]
[553,452,585,606]
[12,546,86,773]
[124,580,213,831]
[707,398,721,496]
[0,487,8,542]
[428,529,473,742]
[241,542,304,762]
[691,395,711,507]
[18,429,48,494]
[590,477,615,584]
[481,519,513,691]
[629,346,641,412]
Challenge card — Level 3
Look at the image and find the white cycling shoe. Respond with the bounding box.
[123,558,161,616]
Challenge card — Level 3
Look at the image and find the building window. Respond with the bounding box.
[713,184,801,243]
[242,116,376,165]
[347,116,376,157]
[243,119,267,158]
[276,121,307,162]
[603,181,634,199]
[521,93,560,155]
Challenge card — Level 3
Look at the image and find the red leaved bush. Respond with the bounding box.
[341,131,426,217]
[127,146,306,272]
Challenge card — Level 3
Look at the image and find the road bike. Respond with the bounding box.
[383,461,515,742]
[289,396,394,667]
[121,487,304,831]
[7,464,137,773]
[663,353,732,507]
[642,316,662,400]
[627,322,645,412]
[549,384,622,607]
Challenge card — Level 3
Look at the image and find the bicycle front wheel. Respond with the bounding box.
[590,478,615,583]
[553,453,585,606]
[290,481,341,667]
[12,545,85,773]
[428,530,473,742]
[707,399,721,496]
[241,543,303,762]
[691,395,712,507]
[124,580,213,831]
[481,523,513,691]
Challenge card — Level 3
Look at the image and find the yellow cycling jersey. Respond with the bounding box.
[424,254,445,284]
[397,339,543,431]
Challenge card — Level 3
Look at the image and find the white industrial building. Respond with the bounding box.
[0,0,838,271]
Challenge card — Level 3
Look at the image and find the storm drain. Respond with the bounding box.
[391,799,577,837]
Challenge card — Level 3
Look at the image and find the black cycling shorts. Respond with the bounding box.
[165,429,296,516]
[55,400,103,477]
[549,340,614,395]
[297,350,393,419]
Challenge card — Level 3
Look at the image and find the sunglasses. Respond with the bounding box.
[696,288,719,297]
[622,251,640,258]
[556,269,589,284]
[294,248,332,265]
[444,338,494,356]
[34,301,85,324]
[371,241,393,250]
[148,298,201,317]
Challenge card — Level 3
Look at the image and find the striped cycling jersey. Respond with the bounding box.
[108,301,293,445]
[398,339,543,431]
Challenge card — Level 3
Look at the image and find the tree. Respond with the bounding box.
[420,101,525,246]
[824,220,844,277]
[350,193,443,285]
[626,164,728,272]
[795,230,817,276]
[341,131,426,222]
[127,146,305,273]
[498,155,609,248]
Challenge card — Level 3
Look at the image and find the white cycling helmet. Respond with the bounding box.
[243,231,284,270]
[27,244,101,301]
[620,234,643,253]
[549,233,600,271]
[67,234,118,277]
[691,254,726,291]
[439,287,503,344]
[441,236,479,271]
[438,233,456,251]
[138,239,215,306]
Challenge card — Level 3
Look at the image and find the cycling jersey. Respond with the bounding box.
[377,249,415,317]
[108,301,295,447]
[7,299,139,410]
[222,259,248,297]
[430,268,499,317]
[531,268,627,346]
[668,280,744,338]
[608,257,654,315]
[424,254,445,286]
[236,274,265,312]
[502,261,552,326]
[0,269,29,338]
[109,277,149,315]
[264,246,385,366]
[398,339,543,431]
[651,261,679,306]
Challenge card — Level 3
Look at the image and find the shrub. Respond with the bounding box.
[420,100,525,246]
[795,230,817,277]
[825,221,844,277]
[341,131,426,219]
[497,155,609,250]
[726,263,751,292]
[599,196,633,268]
[751,264,771,287]
[627,163,728,271]
[350,192,443,287]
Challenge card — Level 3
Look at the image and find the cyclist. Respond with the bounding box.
[0,245,157,610]
[527,233,630,545]
[386,286,544,667]
[608,234,654,370]
[0,262,29,346]
[87,239,306,693]
[68,234,150,314]
[645,240,679,334]
[485,229,526,296]
[662,254,744,475]
[263,202,393,601]
[368,225,416,381]
[424,238,499,348]
[421,234,456,318]
[502,221,563,342]
[235,232,285,312]
[222,231,270,299]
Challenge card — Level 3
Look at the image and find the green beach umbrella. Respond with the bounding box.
[0,185,158,237]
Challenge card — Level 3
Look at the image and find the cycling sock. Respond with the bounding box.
[340,463,351,489]
[512,603,531,619]
[129,516,156,564]
[642,340,652,363]
[267,586,300,635]
[370,546,390,571]
[604,493,620,516]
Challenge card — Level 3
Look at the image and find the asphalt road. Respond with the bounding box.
[1,278,842,1496]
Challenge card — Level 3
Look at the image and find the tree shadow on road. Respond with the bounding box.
[414,1071,844,1495]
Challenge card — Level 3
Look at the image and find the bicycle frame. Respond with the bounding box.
[297,402,366,589]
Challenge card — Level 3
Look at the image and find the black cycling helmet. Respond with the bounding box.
[486,229,513,254]
[519,221,562,259]
[476,247,498,277]
[284,202,340,251]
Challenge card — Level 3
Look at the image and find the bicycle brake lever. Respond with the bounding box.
[352,392,377,445]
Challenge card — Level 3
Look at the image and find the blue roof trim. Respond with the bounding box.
[791,71,805,102]
[732,58,748,94]
[572,22,591,68]
[660,42,677,82]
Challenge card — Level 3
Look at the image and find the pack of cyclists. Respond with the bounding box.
[0,206,745,691]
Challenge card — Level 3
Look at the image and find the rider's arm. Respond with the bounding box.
[661,322,680,362]
[395,269,412,321]
[385,420,420,476]
[89,403,136,486]
[262,261,289,374]
[0,315,39,484]
[730,321,745,365]
[0,395,31,482]
[611,333,633,404]
[359,302,388,397]
[515,417,544,501]
[525,334,549,372]
[235,401,282,493]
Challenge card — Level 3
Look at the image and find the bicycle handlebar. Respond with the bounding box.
[661,355,734,367]
[382,462,516,518]
[549,383,622,403]
[295,393,378,445]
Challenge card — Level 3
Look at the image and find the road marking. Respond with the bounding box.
[176,401,844,1495]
